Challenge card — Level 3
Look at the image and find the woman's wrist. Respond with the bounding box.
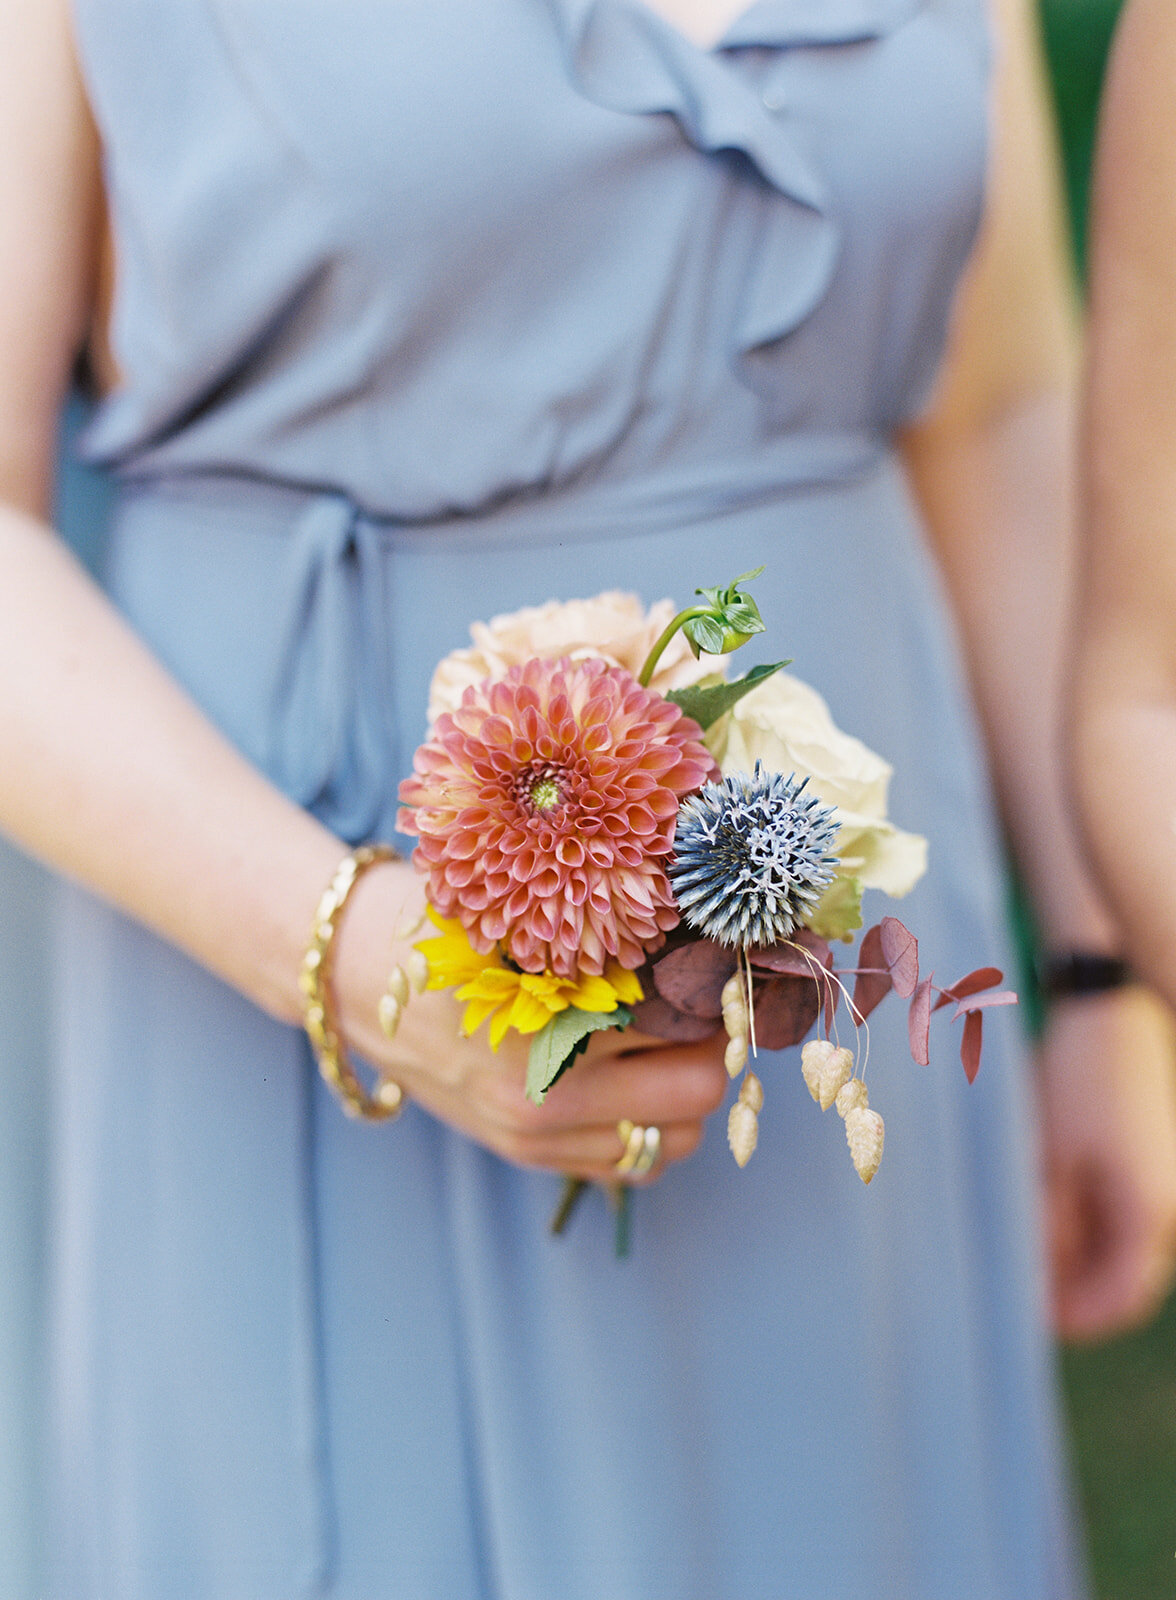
[328,850,429,1068]
[299,845,409,1120]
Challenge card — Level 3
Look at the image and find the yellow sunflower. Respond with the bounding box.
[415,911,643,1051]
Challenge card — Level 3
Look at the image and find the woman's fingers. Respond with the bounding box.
[493,1119,706,1180]
[478,1036,730,1136]
[347,909,732,1177]
[396,1031,729,1179]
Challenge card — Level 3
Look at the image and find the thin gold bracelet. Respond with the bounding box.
[300,844,407,1122]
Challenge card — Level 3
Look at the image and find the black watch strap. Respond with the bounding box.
[1037,950,1133,1001]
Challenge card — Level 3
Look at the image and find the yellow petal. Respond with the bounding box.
[519,971,563,1003]
[510,989,565,1035]
[457,968,520,1002]
[488,1003,517,1052]
[461,995,508,1039]
[416,912,507,988]
[569,975,621,1012]
[603,963,644,1005]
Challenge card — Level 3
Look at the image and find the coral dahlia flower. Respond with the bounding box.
[398,656,716,977]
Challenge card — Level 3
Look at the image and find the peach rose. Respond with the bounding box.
[426,592,716,729]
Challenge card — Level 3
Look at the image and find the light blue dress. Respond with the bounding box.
[0,402,110,1600]
[53,0,1084,1594]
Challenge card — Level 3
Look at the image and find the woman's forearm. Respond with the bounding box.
[0,500,359,1023]
[1072,0,1176,1005]
[903,385,1118,953]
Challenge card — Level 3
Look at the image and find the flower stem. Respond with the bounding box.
[637,606,710,686]
[742,942,758,1058]
[550,1176,588,1235]
[612,1185,633,1258]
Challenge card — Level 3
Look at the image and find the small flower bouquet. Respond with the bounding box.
[395,575,1014,1239]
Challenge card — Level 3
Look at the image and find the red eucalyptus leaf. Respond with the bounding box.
[880,916,919,998]
[750,946,816,978]
[796,929,833,965]
[853,924,892,1021]
[630,994,725,1043]
[752,975,822,1050]
[752,931,832,979]
[908,975,933,1067]
[932,966,1004,1013]
[950,990,1018,1022]
[651,940,738,1017]
[961,1008,983,1084]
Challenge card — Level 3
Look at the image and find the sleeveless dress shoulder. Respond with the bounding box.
[51,0,1084,1593]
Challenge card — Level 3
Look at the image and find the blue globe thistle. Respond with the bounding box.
[668,762,840,948]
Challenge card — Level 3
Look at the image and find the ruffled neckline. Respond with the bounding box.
[552,0,926,356]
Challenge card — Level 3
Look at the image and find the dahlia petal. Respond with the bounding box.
[406,654,712,986]
[447,830,482,860]
[623,803,658,835]
[509,847,540,881]
[647,790,681,820]
[579,923,605,970]
[615,933,651,969]
[636,746,683,776]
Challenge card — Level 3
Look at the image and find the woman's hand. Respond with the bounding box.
[334,859,730,1182]
[1040,985,1176,1342]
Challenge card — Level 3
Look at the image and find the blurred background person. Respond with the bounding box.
[1072,0,1176,1032]
[1065,0,1176,1594]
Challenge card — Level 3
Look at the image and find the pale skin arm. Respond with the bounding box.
[901,0,1176,1340]
[1075,0,1176,1016]
[0,0,727,1184]
[1066,0,1176,1321]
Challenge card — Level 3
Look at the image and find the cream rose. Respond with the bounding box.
[705,672,927,938]
[427,592,716,728]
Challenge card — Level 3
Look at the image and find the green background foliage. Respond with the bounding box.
[1039,0,1124,271]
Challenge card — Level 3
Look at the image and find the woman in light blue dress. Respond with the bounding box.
[1,0,1174,1593]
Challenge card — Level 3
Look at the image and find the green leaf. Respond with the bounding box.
[695,567,764,606]
[717,599,765,637]
[683,614,726,657]
[805,875,864,943]
[525,1006,633,1105]
[667,660,791,730]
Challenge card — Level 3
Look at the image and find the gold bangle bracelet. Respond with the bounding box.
[301,844,407,1122]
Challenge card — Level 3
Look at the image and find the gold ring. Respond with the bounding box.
[615,1119,662,1177]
